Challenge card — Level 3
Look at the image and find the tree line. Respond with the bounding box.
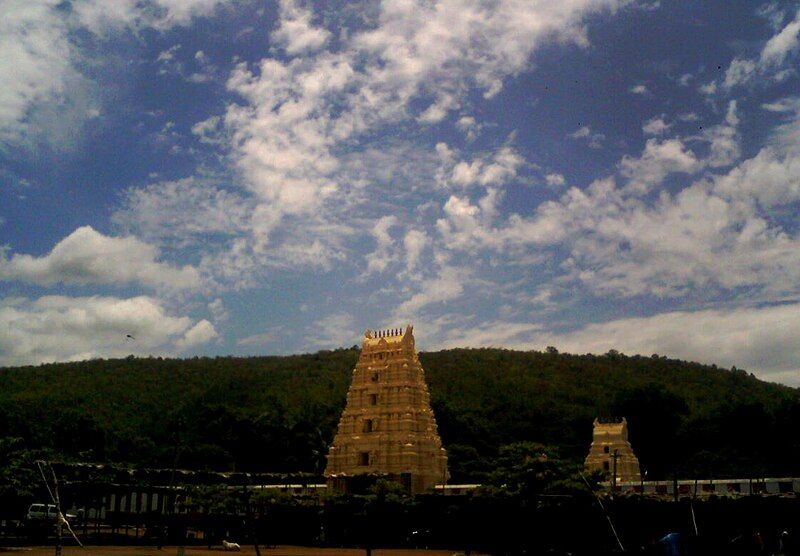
[0,346,798,487]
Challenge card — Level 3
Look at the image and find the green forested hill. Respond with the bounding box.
[0,348,798,481]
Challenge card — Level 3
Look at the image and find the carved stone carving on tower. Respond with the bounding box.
[325,325,449,494]
[584,418,641,484]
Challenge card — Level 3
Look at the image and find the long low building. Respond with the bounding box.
[55,477,800,523]
[608,477,800,497]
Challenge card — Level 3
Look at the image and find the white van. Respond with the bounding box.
[26,504,58,521]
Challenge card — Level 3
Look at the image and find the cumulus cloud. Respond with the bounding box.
[570,126,591,138]
[365,215,399,274]
[619,138,702,193]
[0,295,216,366]
[403,230,429,273]
[236,331,276,347]
[456,115,481,141]
[723,58,756,89]
[620,102,739,193]
[449,147,524,188]
[540,304,800,385]
[0,0,231,147]
[72,0,231,33]
[392,264,466,318]
[113,177,252,248]
[642,116,672,136]
[174,319,218,349]
[428,100,800,301]
[270,0,331,55]
[305,312,358,349]
[721,10,800,89]
[441,320,544,348]
[760,10,800,67]
[205,0,628,269]
[0,226,200,290]
[545,173,566,187]
[569,125,605,148]
[437,303,800,385]
[0,1,80,146]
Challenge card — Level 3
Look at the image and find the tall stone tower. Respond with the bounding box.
[325,325,448,494]
[584,418,641,484]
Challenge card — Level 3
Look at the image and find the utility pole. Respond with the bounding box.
[612,449,619,491]
[640,468,645,493]
[53,472,62,556]
[35,461,83,554]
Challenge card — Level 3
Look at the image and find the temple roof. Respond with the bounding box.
[363,324,413,347]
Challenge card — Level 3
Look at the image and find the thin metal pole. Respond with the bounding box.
[580,472,625,552]
[612,449,619,491]
[36,461,62,556]
[50,466,65,556]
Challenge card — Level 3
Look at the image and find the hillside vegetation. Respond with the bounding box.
[0,348,798,481]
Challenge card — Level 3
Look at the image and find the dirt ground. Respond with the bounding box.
[0,546,477,556]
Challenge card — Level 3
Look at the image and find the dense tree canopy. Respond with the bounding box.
[0,347,797,484]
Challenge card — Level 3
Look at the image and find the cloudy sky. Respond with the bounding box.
[2,0,800,385]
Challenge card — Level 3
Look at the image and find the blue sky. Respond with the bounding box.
[2,0,800,385]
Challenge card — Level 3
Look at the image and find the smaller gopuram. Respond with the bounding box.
[325,325,449,494]
[584,418,641,484]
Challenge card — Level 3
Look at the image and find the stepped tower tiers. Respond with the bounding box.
[325,325,449,494]
[585,418,642,484]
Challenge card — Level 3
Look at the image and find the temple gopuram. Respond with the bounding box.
[584,417,642,484]
[325,325,449,494]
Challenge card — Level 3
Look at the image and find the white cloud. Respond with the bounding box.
[174,319,218,350]
[570,126,591,139]
[629,84,648,94]
[0,295,215,366]
[698,80,717,96]
[642,116,672,136]
[762,97,800,113]
[393,263,466,318]
[723,58,756,89]
[403,229,429,273]
[208,298,229,324]
[456,115,481,141]
[236,331,276,347]
[113,177,251,248]
[0,226,200,290]
[433,303,800,385]
[71,0,231,34]
[720,10,800,90]
[546,173,566,187]
[619,138,702,193]
[449,146,524,188]
[305,312,358,349]
[539,304,800,385]
[569,125,605,148]
[441,320,544,348]
[620,102,739,193]
[0,1,80,146]
[0,0,232,147]
[760,10,800,67]
[703,100,740,168]
[270,0,331,56]
[429,102,799,301]
[206,0,629,275]
[365,215,399,274]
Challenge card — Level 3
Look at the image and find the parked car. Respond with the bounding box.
[26,504,76,522]
[26,504,58,521]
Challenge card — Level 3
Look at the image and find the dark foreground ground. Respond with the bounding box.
[0,547,481,555]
